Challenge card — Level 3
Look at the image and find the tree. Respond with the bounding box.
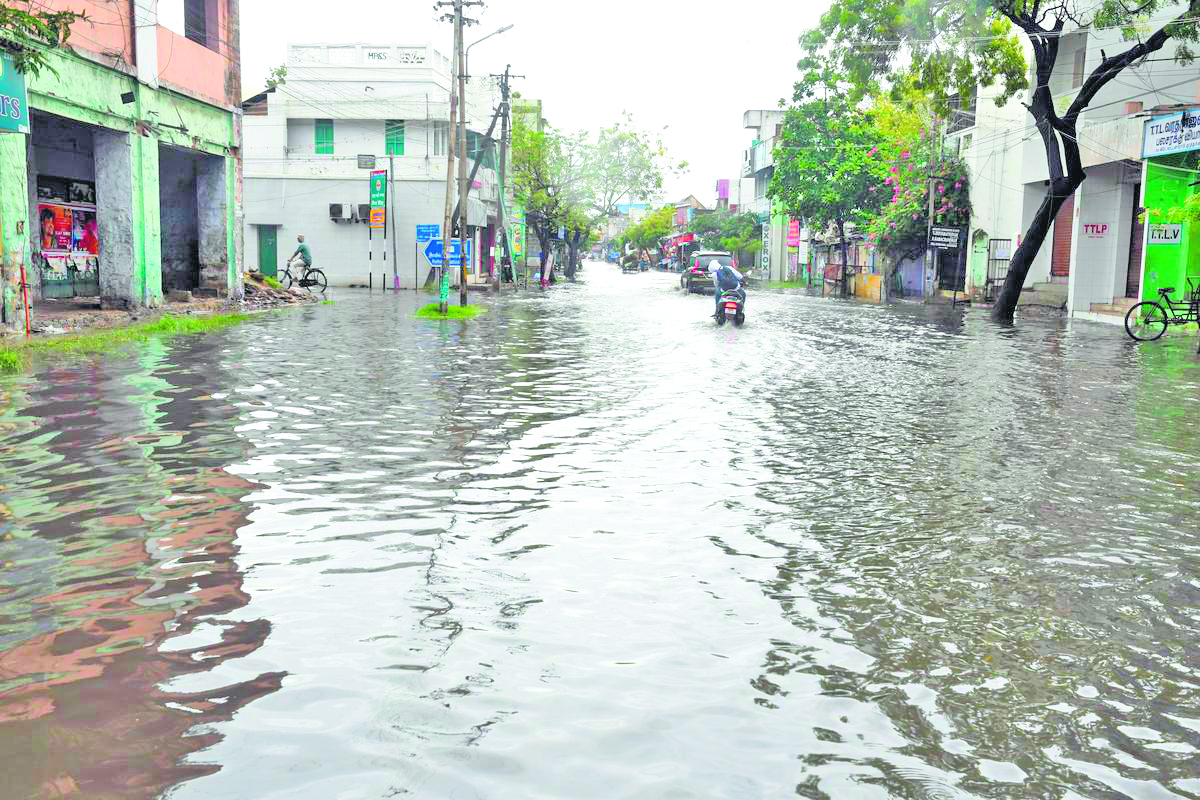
[583,114,684,225]
[769,85,886,296]
[510,119,589,283]
[687,210,762,266]
[800,0,1200,321]
[622,206,675,267]
[0,5,83,77]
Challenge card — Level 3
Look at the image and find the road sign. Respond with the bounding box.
[930,226,962,250]
[369,170,387,230]
[416,224,440,242]
[358,154,377,169]
[423,239,472,267]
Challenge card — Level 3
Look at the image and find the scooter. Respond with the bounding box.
[716,288,746,327]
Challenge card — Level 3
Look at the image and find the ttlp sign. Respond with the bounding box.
[0,54,30,135]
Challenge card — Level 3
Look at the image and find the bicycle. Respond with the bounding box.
[280,261,328,293]
[1124,279,1199,341]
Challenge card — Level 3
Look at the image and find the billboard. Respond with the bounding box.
[0,53,29,135]
[369,170,386,229]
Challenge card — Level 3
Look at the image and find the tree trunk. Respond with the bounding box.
[990,179,1079,320]
[565,230,582,280]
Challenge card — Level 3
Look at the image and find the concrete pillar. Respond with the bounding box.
[197,154,233,295]
[95,129,163,309]
[0,134,30,330]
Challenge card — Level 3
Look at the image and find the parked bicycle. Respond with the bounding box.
[280,262,328,293]
[1124,279,1199,341]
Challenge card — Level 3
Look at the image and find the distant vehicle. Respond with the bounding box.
[681,251,733,293]
[621,260,639,274]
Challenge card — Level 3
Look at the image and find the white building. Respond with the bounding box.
[242,42,504,289]
[949,6,1200,321]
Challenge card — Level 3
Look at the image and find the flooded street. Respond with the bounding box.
[3,265,1200,799]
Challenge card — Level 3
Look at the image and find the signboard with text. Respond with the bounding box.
[930,226,962,250]
[1143,110,1200,159]
[358,154,376,170]
[1148,223,1183,245]
[787,218,801,247]
[416,224,440,242]
[0,53,30,134]
[1082,223,1110,239]
[369,170,386,229]
[423,239,472,268]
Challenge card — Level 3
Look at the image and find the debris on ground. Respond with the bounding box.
[242,273,320,310]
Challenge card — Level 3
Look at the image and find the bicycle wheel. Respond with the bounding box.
[281,269,294,290]
[303,269,328,293]
[1124,301,1168,342]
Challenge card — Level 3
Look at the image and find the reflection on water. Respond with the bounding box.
[2,269,1200,799]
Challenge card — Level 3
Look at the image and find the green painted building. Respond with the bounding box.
[0,0,243,330]
[1140,108,1200,305]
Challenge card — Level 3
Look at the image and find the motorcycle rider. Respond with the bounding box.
[709,259,744,317]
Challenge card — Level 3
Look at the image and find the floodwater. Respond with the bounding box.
[2,266,1200,800]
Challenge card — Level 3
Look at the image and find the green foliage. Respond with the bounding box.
[583,114,682,220]
[0,350,20,374]
[415,303,485,320]
[0,6,83,77]
[263,275,283,289]
[265,64,288,90]
[768,90,885,240]
[687,210,761,263]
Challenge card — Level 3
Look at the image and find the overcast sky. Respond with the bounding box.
[240,1,825,205]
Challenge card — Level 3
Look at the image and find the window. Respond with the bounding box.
[432,121,449,156]
[385,120,405,156]
[315,119,334,154]
[160,0,218,52]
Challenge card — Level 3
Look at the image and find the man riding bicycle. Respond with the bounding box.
[288,234,312,277]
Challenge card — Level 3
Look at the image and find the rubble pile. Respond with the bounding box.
[242,274,320,309]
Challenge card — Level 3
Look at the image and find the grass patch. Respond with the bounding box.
[0,312,253,373]
[415,303,485,320]
[321,299,335,305]
[263,276,283,289]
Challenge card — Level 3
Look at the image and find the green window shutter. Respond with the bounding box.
[385,120,405,155]
[315,119,334,154]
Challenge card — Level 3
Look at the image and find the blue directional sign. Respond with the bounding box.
[416,224,440,242]
[423,239,471,268]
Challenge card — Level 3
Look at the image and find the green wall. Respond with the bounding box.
[1142,157,1200,303]
[0,46,238,320]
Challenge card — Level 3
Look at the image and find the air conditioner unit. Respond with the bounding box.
[329,203,350,221]
[357,203,371,223]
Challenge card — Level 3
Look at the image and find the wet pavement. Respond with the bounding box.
[2,265,1200,800]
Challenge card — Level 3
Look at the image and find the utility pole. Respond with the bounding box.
[436,0,483,311]
[491,65,523,292]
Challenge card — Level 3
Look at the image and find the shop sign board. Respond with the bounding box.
[930,226,962,250]
[1148,224,1183,245]
[369,170,386,229]
[0,54,30,134]
[1142,110,1200,158]
[761,223,770,269]
[787,218,801,247]
[1083,223,1110,239]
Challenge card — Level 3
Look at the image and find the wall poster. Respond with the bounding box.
[37,176,99,287]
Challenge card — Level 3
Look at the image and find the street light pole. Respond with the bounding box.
[466,24,513,80]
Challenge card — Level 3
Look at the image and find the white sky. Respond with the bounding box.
[239,0,825,205]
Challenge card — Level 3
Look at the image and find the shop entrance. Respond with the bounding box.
[29,111,101,300]
[159,144,202,292]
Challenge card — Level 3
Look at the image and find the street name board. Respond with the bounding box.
[0,54,30,135]
[1143,110,1200,159]
[416,224,440,242]
[1148,223,1183,245]
[930,226,962,250]
[358,154,377,169]
[424,238,472,267]
[369,170,386,229]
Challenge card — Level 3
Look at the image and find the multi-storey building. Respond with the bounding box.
[241,43,505,289]
[949,7,1200,321]
[0,0,245,328]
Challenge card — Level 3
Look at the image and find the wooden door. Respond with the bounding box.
[257,225,278,278]
[1051,195,1074,278]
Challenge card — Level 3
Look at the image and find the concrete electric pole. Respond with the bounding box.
[436,0,483,311]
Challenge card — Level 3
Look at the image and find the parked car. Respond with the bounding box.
[681,251,734,293]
